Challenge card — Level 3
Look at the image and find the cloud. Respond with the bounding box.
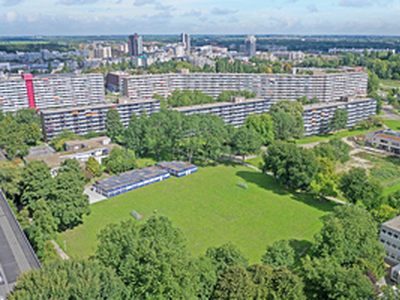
[307,4,318,12]
[6,10,17,22]
[211,7,237,15]
[2,0,23,6]
[338,0,372,6]
[133,0,155,6]
[155,2,174,10]
[182,9,201,17]
[58,0,98,4]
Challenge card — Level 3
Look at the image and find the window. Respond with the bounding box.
[389,232,393,236]
[381,239,386,243]
[383,229,387,234]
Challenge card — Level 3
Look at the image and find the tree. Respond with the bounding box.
[244,113,274,145]
[368,71,380,93]
[328,108,348,132]
[312,205,386,278]
[9,259,129,300]
[105,108,125,141]
[86,156,102,178]
[32,198,57,239]
[205,243,248,276]
[50,172,90,230]
[213,265,255,299]
[193,256,218,300]
[262,240,296,268]
[23,122,42,145]
[269,100,304,140]
[104,147,137,174]
[124,113,144,156]
[300,256,375,300]
[47,61,53,73]
[95,216,198,298]
[263,141,318,189]
[371,204,398,224]
[232,127,262,162]
[21,161,53,208]
[339,167,368,204]
[0,161,22,200]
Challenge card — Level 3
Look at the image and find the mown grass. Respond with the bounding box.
[384,120,400,131]
[56,164,336,263]
[295,127,381,144]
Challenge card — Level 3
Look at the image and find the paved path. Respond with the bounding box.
[51,240,69,260]
[244,163,346,206]
[382,105,400,121]
[84,186,107,204]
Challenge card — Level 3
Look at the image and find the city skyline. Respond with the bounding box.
[2,0,400,36]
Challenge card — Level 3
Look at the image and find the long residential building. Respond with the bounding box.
[123,69,368,103]
[40,98,160,141]
[0,73,105,112]
[171,96,272,127]
[303,97,376,136]
[0,189,41,298]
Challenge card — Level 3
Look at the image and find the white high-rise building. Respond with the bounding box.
[245,35,257,58]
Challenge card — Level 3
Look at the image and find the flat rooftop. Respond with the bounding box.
[383,215,400,232]
[0,190,41,298]
[156,161,197,172]
[303,98,374,111]
[94,166,168,192]
[171,98,268,112]
[41,99,159,114]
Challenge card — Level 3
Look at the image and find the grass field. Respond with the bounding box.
[380,79,400,88]
[295,127,381,144]
[384,120,400,131]
[245,156,264,169]
[56,164,335,263]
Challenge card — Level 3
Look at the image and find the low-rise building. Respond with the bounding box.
[40,98,160,141]
[155,161,197,177]
[365,129,400,154]
[93,166,170,198]
[171,96,271,127]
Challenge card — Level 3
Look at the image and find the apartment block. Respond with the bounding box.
[0,73,105,112]
[380,216,400,265]
[303,98,376,136]
[40,98,160,141]
[123,70,368,104]
[0,77,30,112]
[171,96,272,127]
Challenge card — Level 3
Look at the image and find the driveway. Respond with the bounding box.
[84,186,107,204]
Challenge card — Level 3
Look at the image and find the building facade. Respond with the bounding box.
[181,33,191,54]
[123,70,368,104]
[245,35,257,57]
[380,216,400,265]
[106,71,131,93]
[171,96,272,127]
[366,129,400,154]
[303,98,377,136]
[40,98,160,141]
[0,73,105,112]
[128,34,143,56]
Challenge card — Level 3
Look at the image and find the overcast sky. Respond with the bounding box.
[1,0,400,36]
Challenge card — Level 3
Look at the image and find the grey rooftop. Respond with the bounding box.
[383,215,400,232]
[156,161,197,172]
[94,166,168,192]
[0,190,41,298]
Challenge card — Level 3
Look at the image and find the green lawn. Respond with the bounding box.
[296,127,381,144]
[384,120,400,131]
[57,164,335,263]
[380,79,400,88]
[245,156,264,169]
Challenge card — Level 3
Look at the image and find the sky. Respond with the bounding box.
[1,0,400,36]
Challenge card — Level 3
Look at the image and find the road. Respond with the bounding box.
[382,105,400,121]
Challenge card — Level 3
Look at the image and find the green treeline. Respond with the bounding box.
[9,206,387,299]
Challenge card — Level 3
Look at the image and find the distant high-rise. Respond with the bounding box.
[128,33,143,56]
[245,35,257,58]
[181,33,191,54]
